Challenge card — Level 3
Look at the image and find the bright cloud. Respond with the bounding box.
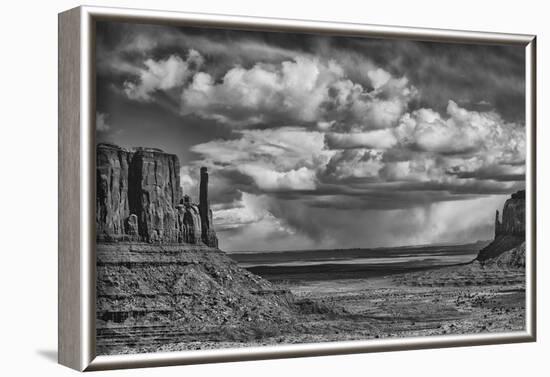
[395,101,525,161]
[325,149,384,180]
[180,57,417,129]
[124,50,204,101]
[181,56,341,125]
[367,68,392,89]
[213,191,276,230]
[238,165,317,191]
[187,101,525,197]
[191,127,334,191]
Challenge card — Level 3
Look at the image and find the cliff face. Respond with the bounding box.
[199,167,218,247]
[96,143,218,247]
[477,190,526,263]
[495,190,525,238]
[96,144,132,239]
[128,148,182,243]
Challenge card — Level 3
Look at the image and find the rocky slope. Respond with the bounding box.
[476,190,526,265]
[96,243,297,354]
[481,242,526,269]
[96,143,217,247]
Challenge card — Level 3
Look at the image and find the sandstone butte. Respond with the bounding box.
[96,143,218,247]
[476,189,526,267]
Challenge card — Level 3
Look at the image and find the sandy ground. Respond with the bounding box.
[98,261,525,354]
[282,262,525,341]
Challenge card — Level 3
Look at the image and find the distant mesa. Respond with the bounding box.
[96,143,218,247]
[476,189,526,265]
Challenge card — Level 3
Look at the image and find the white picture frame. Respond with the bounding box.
[58,5,536,371]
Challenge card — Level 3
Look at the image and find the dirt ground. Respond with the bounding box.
[281,262,525,342]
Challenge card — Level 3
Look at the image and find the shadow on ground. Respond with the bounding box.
[36,349,57,363]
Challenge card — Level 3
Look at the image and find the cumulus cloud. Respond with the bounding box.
[110,31,419,132]
[180,56,417,129]
[343,75,417,130]
[367,68,392,89]
[394,101,526,170]
[191,127,333,192]
[322,101,525,186]
[181,57,339,125]
[124,50,204,101]
[324,149,384,180]
[186,101,525,209]
[237,165,317,191]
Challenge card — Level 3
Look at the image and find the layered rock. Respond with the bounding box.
[175,195,202,244]
[477,190,526,263]
[96,143,133,239]
[96,243,296,355]
[128,147,182,243]
[96,143,218,247]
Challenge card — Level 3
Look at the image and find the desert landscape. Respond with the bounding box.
[95,144,526,355]
[94,22,528,356]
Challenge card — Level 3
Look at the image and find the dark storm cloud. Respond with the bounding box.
[214,192,506,251]
[324,37,525,123]
[447,165,525,182]
[97,22,524,125]
[249,177,523,211]
[96,21,526,251]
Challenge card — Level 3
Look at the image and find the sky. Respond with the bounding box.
[95,21,526,252]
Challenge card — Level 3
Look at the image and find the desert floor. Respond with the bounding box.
[98,262,525,354]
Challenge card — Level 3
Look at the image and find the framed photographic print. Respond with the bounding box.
[58,6,536,371]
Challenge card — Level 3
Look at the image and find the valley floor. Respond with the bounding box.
[98,262,525,355]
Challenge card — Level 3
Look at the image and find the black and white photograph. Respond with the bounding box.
[94,19,528,356]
